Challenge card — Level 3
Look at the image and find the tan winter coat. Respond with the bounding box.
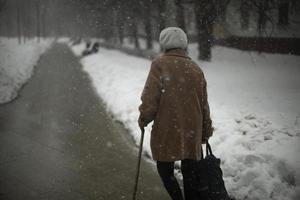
[138,49,213,162]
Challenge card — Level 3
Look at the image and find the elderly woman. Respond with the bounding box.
[138,27,213,200]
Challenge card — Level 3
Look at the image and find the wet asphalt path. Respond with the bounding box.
[0,43,169,200]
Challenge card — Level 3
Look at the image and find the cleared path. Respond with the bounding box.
[0,43,169,200]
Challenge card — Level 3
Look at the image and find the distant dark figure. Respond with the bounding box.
[138,27,213,200]
[92,42,99,53]
[86,41,91,49]
[82,41,100,56]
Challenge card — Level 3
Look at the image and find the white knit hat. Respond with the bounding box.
[159,27,188,51]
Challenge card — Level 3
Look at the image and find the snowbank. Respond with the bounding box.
[0,38,53,104]
[70,42,300,200]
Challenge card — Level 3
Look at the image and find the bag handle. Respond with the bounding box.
[200,140,213,159]
[206,140,213,156]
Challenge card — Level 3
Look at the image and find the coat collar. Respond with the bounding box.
[163,48,190,59]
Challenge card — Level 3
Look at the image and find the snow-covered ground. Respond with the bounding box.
[0,37,53,104]
[69,41,300,200]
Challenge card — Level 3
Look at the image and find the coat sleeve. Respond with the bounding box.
[202,76,213,140]
[138,62,162,126]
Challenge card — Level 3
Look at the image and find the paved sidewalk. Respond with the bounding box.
[0,43,169,200]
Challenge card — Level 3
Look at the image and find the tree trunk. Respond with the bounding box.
[0,0,7,35]
[165,0,177,27]
[131,0,140,49]
[41,11,46,38]
[278,0,289,25]
[257,0,268,36]
[36,0,40,42]
[41,1,46,38]
[175,0,186,31]
[116,10,124,45]
[194,0,215,61]
[158,0,166,31]
[142,0,153,49]
[24,0,30,40]
[215,0,228,24]
[102,10,114,42]
[132,18,140,49]
[21,0,26,43]
[240,0,250,30]
[5,7,10,36]
[28,0,33,38]
[16,0,21,44]
[197,22,213,61]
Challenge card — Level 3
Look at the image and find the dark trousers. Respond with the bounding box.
[157,159,197,200]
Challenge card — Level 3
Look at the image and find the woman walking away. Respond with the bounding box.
[138,27,213,200]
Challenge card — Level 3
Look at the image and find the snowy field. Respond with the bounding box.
[69,41,300,200]
[0,37,53,104]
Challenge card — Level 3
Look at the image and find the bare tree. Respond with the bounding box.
[250,0,277,36]
[257,0,269,35]
[290,0,300,14]
[41,1,46,38]
[126,0,140,49]
[278,0,290,26]
[23,0,30,40]
[175,0,186,31]
[165,0,177,26]
[115,2,125,45]
[215,0,230,25]
[16,0,22,43]
[35,0,41,42]
[0,0,7,34]
[157,0,166,31]
[131,17,140,49]
[240,0,251,30]
[21,0,26,43]
[141,0,153,49]
[194,0,216,61]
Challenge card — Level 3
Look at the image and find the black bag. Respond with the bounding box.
[189,141,230,200]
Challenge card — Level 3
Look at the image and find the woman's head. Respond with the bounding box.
[159,27,188,52]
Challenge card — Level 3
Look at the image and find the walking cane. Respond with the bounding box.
[133,127,145,200]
